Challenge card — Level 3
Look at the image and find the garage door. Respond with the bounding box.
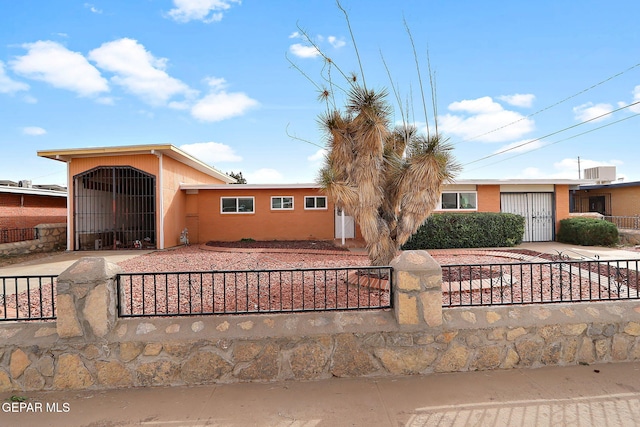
[500,193,554,242]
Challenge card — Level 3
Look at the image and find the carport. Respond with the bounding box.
[74,166,156,250]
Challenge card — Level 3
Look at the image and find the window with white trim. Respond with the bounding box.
[439,192,477,210]
[304,196,327,210]
[221,197,255,213]
[271,196,294,210]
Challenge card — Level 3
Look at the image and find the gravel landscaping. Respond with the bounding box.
[2,243,639,320]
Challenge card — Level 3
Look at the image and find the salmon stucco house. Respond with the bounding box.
[39,144,586,251]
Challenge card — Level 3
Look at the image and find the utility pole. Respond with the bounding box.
[577,156,581,179]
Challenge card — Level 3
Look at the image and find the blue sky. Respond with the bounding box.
[1,0,639,186]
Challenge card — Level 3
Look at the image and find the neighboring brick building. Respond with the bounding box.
[573,181,640,217]
[0,184,67,231]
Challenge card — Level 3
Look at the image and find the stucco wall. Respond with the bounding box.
[194,188,336,242]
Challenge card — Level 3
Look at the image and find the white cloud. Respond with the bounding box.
[96,96,115,105]
[573,102,614,123]
[0,60,29,94]
[327,36,346,49]
[23,95,37,104]
[179,141,242,164]
[288,32,344,58]
[22,126,46,136]
[289,43,320,59]
[11,41,109,97]
[89,38,195,106]
[493,139,545,155]
[439,96,534,143]
[498,93,535,108]
[307,149,327,163]
[245,168,284,184]
[191,89,258,122]
[167,0,240,23]
[204,76,227,90]
[84,3,102,14]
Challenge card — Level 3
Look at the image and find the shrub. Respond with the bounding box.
[402,212,525,250]
[557,217,618,246]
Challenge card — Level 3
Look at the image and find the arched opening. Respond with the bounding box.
[73,166,156,250]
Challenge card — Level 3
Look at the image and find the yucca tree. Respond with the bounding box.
[294,2,459,265]
[318,84,459,266]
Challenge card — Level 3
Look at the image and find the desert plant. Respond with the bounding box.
[293,3,459,265]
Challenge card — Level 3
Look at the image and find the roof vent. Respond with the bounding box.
[583,166,616,184]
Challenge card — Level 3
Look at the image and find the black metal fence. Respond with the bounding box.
[442,259,640,307]
[0,276,56,321]
[0,228,38,244]
[604,216,640,230]
[117,266,392,317]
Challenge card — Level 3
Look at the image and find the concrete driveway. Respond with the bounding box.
[0,250,152,277]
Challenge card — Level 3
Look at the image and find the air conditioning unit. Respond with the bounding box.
[18,180,32,188]
[583,166,616,184]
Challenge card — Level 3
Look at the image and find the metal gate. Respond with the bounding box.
[74,166,156,250]
[500,193,554,242]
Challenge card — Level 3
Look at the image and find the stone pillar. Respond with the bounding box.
[390,250,442,327]
[56,257,123,340]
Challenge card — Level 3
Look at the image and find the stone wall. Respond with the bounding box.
[0,223,66,257]
[0,252,639,391]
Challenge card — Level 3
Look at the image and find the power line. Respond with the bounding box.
[463,100,640,167]
[463,111,640,173]
[449,61,640,146]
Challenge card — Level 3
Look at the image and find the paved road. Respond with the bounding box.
[1,362,639,426]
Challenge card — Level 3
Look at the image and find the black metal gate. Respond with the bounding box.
[74,166,156,250]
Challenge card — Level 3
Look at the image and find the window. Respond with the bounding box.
[439,192,477,210]
[304,196,327,210]
[271,196,294,210]
[221,197,254,213]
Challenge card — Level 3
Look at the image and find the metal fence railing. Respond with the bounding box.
[442,259,640,307]
[604,216,640,230]
[116,266,393,317]
[0,276,57,321]
[0,228,38,244]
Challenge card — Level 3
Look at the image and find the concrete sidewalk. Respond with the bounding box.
[517,241,640,261]
[1,362,639,426]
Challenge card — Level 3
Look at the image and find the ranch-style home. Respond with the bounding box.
[38,144,586,251]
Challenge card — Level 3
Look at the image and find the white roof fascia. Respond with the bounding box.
[0,186,67,197]
[180,183,321,191]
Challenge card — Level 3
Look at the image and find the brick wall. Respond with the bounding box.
[0,193,66,229]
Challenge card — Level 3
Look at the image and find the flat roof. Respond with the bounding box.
[578,180,640,190]
[181,179,591,191]
[37,144,236,184]
[0,185,67,197]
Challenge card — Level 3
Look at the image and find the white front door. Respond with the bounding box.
[334,207,355,239]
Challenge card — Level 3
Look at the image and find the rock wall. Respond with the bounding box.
[0,252,639,391]
[0,223,66,256]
